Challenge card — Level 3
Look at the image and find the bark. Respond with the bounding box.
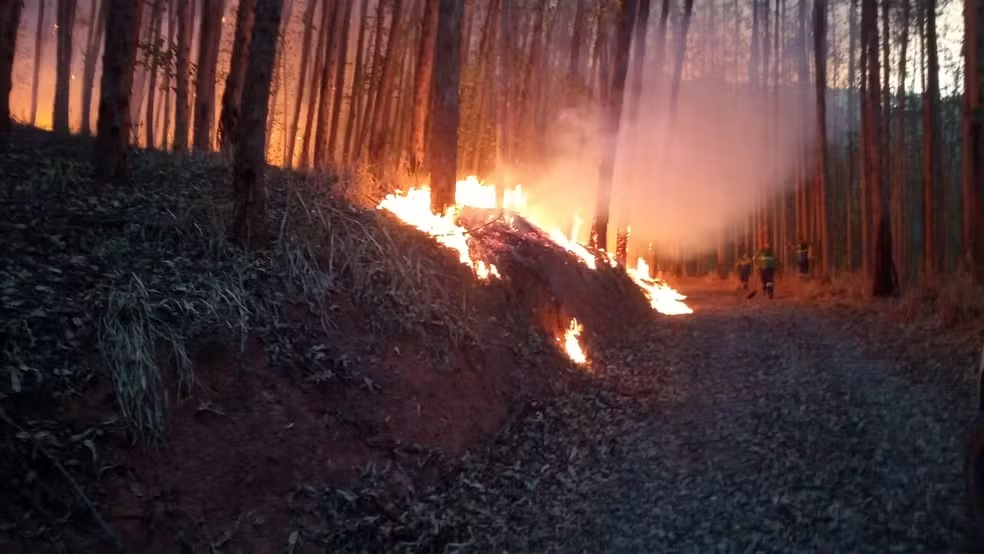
[846,0,857,269]
[965,0,984,277]
[590,0,639,251]
[219,0,256,155]
[144,0,164,149]
[862,0,896,296]
[893,0,909,285]
[813,0,829,276]
[312,0,340,168]
[627,0,650,121]
[408,0,438,177]
[80,0,106,135]
[428,0,462,214]
[95,0,143,182]
[264,0,292,157]
[0,0,23,136]
[54,0,78,135]
[366,0,403,169]
[30,0,45,125]
[172,0,191,151]
[568,0,587,85]
[232,0,282,249]
[300,0,331,169]
[193,0,226,152]
[343,0,369,160]
[285,0,317,168]
[159,0,176,148]
[326,0,352,164]
[356,0,385,157]
[923,0,942,280]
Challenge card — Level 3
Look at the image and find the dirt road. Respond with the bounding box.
[302,285,974,553]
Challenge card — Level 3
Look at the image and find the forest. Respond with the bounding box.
[2,0,984,551]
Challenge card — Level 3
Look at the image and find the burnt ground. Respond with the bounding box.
[2,126,981,553]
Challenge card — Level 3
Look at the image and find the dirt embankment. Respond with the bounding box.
[0,127,653,553]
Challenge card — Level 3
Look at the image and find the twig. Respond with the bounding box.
[0,405,123,551]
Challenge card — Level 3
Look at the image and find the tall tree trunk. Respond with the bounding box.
[285,0,317,168]
[846,0,857,270]
[408,0,438,177]
[894,0,910,285]
[428,0,462,214]
[232,0,282,249]
[264,0,292,158]
[965,0,984,278]
[30,0,46,126]
[80,0,106,135]
[172,0,191,151]
[312,0,340,169]
[568,0,588,85]
[192,0,226,152]
[366,0,403,169]
[54,0,78,135]
[0,0,23,137]
[326,0,352,164]
[300,0,331,169]
[143,0,164,149]
[159,0,176,149]
[95,0,143,182]
[813,0,829,276]
[590,0,639,251]
[218,0,256,156]
[343,0,369,161]
[923,0,942,280]
[862,0,895,296]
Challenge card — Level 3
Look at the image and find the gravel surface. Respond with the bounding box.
[298,287,974,553]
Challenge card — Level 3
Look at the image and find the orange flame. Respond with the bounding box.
[561,318,587,365]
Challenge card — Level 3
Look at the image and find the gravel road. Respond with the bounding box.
[305,286,975,553]
[554,288,971,553]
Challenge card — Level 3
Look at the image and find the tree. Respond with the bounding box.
[54,0,78,135]
[80,0,106,135]
[219,0,256,156]
[0,0,23,137]
[428,0,463,214]
[172,0,191,151]
[193,0,226,152]
[232,0,282,249]
[590,0,639,252]
[965,0,984,278]
[30,0,45,126]
[409,0,438,177]
[813,0,830,276]
[923,0,942,280]
[95,0,143,182]
[285,0,317,168]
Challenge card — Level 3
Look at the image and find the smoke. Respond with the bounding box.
[523,69,817,258]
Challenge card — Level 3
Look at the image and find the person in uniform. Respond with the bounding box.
[756,244,777,299]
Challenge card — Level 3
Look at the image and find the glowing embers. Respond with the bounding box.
[626,257,694,316]
[561,318,588,365]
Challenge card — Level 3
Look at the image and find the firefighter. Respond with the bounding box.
[735,253,753,289]
[789,240,810,275]
[756,244,777,298]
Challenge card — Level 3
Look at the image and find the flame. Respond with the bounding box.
[377,186,500,280]
[376,175,693,316]
[626,257,695,315]
[561,318,588,365]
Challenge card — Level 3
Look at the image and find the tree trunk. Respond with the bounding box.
[846,0,857,270]
[285,0,317,168]
[408,0,438,177]
[312,0,340,169]
[428,0,462,214]
[568,0,587,85]
[965,0,984,278]
[159,0,176,148]
[218,0,256,156]
[590,0,639,251]
[893,0,910,286]
[232,0,282,249]
[343,0,369,160]
[54,0,78,135]
[0,0,23,137]
[172,0,191,151]
[81,0,106,135]
[30,0,46,126]
[300,0,331,169]
[923,0,942,280]
[366,0,403,169]
[326,0,352,164]
[144,0,164,149]
[264,0,292,158]
[813,0,829,276]
[95,0,143,182]
[862,0,895,296]
[193,0,226,152]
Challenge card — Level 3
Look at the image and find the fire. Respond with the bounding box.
[626,257,695,316]
[561,318,588,365]
[377,175,693,316]
[377,186,500,279]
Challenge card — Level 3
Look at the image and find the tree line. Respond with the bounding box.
[0,0,981,293]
